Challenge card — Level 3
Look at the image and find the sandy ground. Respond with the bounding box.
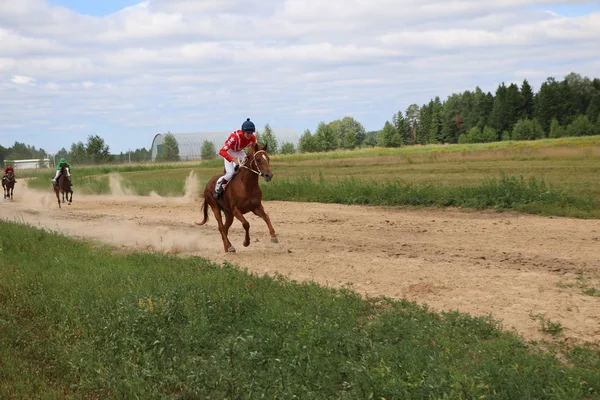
[2,173,599,345]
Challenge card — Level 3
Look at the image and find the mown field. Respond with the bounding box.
[23,136,600,218]
[1,220,599,399]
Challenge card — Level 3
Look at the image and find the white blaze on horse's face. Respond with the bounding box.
[254,148,273,182]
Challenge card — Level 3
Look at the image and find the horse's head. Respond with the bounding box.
[248,143,273,182]
[6,170,14,181]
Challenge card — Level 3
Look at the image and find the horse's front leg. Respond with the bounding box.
[232,208,251,247]
[252,204,278,243]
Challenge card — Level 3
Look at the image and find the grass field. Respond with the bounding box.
[22,136,600,218]
[1,220,599,399]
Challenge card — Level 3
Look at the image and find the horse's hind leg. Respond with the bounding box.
[223,211,234,239]
[232,208,251,247]
[252,204,278,243]
[211,206,235,253]
[54,188,61,208]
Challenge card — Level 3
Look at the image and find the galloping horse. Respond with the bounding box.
[196,143,279,253]
[53,164,73,208]
[2,170,15,200]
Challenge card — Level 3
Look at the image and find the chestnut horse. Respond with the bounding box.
[2,170,15,200]
[53,164,73,208]
[196,143,278,253]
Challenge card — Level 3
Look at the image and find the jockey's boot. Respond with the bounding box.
[213,178,229,200]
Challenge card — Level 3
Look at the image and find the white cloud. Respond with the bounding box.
[0,0,599,152]
[11,75,36,85]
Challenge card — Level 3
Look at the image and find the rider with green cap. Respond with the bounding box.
[53,158,72,185]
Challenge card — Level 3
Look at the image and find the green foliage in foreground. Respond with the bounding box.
[1,221,599,399]
[260,173,600,219]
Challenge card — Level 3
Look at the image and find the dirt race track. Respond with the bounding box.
[2,173,599,345]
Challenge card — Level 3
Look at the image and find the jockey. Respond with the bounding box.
[52,158,72,185]
[214,118,257,199]
[3,165,16,182]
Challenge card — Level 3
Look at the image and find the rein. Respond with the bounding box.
[240,150,267,176]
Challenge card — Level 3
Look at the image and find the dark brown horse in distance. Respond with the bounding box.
[2,169,15,200]
[53,164,73,208]
[196,143,279,253]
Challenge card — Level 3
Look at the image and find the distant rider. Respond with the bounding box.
[52,158,72,185]
[3,165,16,183]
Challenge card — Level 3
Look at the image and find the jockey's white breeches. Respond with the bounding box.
[221,150,247,182]
[54,168,71,180]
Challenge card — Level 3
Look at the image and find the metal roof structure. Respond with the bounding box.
[151,129,299,161]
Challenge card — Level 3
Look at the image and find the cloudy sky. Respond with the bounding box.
[1,0,599,154]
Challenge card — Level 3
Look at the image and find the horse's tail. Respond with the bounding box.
[195,198,209,226]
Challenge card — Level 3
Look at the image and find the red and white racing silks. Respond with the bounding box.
[218,130,257,162]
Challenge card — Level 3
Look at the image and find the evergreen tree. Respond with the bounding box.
[490,83,510,135]
[441,94,463,143]
[429,97,443,143]
[520,79,535,119]
[506,83,525,129]
[393,111,408,145]
[586,93,600,124]
[535,77,561,134]
[458,90,474,133]
[416,103,432,145]
[466,87,488,130]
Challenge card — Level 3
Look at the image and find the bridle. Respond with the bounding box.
[240,150,268,176]
[4,171,14,182]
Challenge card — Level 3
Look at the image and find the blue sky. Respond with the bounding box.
[1,0,599,154]
[48,0,141,16]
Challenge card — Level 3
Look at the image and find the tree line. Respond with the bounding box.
[1,135,152,167]
[3,71,599,165]
[294,72,600,153]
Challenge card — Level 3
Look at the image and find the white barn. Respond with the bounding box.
[4,158,51,169]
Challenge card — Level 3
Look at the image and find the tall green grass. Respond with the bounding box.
[260,173,599,218]
[21,136,600,217]
[1,221,599,399]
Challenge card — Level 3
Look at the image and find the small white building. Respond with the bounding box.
[4,159,51,169]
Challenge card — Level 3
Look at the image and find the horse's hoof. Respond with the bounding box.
[271,237,279,243]
[243,241,250,247]
[227,246,236,253]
